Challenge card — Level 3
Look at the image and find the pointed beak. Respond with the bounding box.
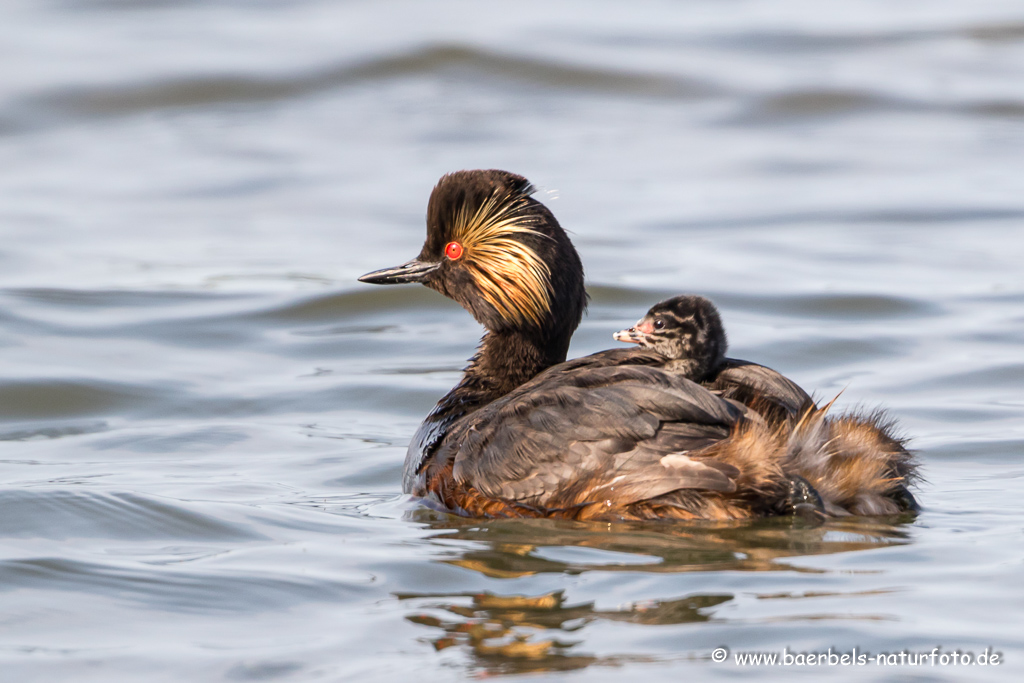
[613,320,654,344]
[358,258,441,285]
[614,326,643,344]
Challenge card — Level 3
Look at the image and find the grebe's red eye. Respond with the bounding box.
[445,242,463,260]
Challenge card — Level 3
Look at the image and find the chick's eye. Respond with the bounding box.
[654,319,665,330]
[445,242,464,260]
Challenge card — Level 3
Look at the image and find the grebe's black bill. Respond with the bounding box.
[358,259,440,285]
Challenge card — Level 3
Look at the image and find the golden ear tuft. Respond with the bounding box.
[450,190,553,327]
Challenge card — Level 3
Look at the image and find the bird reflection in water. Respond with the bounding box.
[397,511,915,675]
[399,590,729,674]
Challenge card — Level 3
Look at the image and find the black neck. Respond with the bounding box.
[422,326,568,427]
[406,327,568,484]
[465,328,567,398]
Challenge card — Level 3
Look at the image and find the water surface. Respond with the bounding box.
[2,1,1023,680]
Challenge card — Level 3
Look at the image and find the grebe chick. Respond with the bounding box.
[358,169,918,520]
[616,295,920,515]
[616,295,812,429]
[614,295,825,517]
[613,295,726,382]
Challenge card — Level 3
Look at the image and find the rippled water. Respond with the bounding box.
[2,1,1024,680]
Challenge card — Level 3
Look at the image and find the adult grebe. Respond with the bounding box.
[358,170,918,519]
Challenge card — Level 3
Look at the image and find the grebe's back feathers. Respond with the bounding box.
[708,359,814,425]
[436,352,754,509]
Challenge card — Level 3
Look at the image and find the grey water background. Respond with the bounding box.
[2,0,1023,680]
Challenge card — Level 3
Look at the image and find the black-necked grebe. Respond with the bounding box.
[358,170,918,520]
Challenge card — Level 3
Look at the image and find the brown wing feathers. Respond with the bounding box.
[423,355,916,521]
[445,365,757,511]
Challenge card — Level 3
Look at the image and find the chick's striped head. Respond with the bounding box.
[614,295,727,381]
[424,171,556,331]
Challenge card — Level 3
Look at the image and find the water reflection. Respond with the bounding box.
[399,590,724,675]
[398,513,915,674]
[408,511,914,577]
